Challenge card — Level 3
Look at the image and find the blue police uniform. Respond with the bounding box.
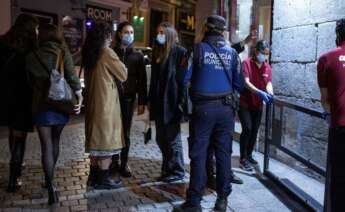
[184,33,244,205]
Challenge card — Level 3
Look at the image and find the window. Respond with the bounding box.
[228,0,272,58]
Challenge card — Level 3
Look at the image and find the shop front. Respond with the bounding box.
[10,0,131,64]
[176,4,196,51]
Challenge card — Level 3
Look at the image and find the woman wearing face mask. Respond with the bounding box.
[148,22,188,183]
[82,22,127,189]
[238,40,274,171]
[111,21,147,177]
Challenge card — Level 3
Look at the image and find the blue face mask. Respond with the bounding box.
[256,52,268,63]
[121,33,134,46]
[156,34,166,45]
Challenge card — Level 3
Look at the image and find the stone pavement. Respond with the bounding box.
[0,113,307,212]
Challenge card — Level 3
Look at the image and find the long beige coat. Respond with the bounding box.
[85,47,127,152]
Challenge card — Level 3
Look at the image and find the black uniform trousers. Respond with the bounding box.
[187,100,234,205]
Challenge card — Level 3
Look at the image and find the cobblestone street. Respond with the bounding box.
[0,113,304,212]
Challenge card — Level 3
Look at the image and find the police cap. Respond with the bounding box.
[206,15,226,31]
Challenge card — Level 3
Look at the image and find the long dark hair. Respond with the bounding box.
[38,23,64,45]
[251,40,270,57]
[82,22,112,71]
[152,22,178,64]
[115,21,132,48]
[336,19,345,43]
[1,13,39,52]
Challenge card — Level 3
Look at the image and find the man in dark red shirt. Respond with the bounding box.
[317,18,345,212]
[239,40,273,171]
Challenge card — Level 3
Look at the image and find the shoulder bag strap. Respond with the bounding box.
[58,50,65,78]
[204,42,233,89]
[78,64,83,78]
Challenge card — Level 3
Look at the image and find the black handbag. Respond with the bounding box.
[34,50,77,114]
[143,121,152,144]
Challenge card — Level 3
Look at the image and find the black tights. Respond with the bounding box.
[36,125,64,186]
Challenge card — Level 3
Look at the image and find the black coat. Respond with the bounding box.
[113,45,147,105]
[0,38,33,131]
[149,44,188,124]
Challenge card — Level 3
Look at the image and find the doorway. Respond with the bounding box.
[149,9,168,46]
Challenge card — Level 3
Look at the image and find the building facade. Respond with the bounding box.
[4,0,131,64]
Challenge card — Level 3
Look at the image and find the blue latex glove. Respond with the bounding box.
[256,90,273,103]
[267,94,274,104]
[322,112,331,126]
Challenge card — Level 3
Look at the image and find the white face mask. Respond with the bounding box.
[122,33,134,46]
[256,53,268,63]
[156,34,166,45]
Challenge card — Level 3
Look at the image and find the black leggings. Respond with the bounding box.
[238,107,262,160]
[36,125,64,186]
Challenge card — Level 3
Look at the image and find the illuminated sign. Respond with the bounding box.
[86,5,112,22]
[179,11,195,32]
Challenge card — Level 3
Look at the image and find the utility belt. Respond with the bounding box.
[191,92,239,111]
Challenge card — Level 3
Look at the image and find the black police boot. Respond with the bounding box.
[94,169,122,190]
[173,202,202,212]
[87,166,98,187]
[214,197,228,212]
[231,174,244,184]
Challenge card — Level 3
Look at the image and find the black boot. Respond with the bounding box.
[7,163,21,192]
[47,184,59,205]
[214,197,228,212]
[120,165,132,178]
[94,169,122,190]
[7,136,26,192]
[110,155,120,173]
[87,166,98,187]
[173,202,202,212]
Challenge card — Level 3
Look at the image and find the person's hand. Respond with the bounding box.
[137,105,145,115]
[244,29,257,45]
[74,90,83,115]
[322,111,331,126]
[256,90,273,104]
[267,94,274,104]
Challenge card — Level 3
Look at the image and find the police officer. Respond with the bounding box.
[175,15,244,212]
[206,30,257,188]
